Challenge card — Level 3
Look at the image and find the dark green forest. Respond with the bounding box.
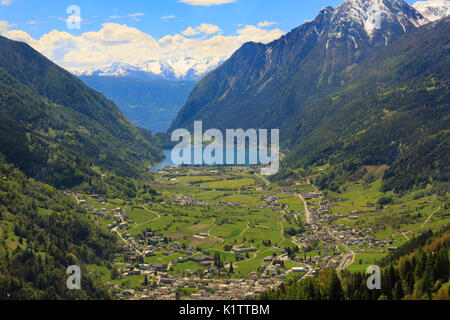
[0,156,117,299]
[0,35,164,299]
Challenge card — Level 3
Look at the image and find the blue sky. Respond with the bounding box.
[1,0,417,38]
[0,0,420,77]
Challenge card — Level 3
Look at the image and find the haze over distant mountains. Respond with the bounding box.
[80,76,196,133]
[76,0,448,135]
[170,0,440,131]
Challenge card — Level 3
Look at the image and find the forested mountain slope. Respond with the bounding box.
[169,1,448,192]
[280,17,449,192]
[0,156,117,299]
[170,0,428,133]
[0,35,163,189]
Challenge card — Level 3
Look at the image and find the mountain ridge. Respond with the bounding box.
[169,0,449,192]
[0,35,163,189]
[169,0,430,133]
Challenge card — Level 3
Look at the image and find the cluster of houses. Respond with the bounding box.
[108,208,135,231]
[293,199,397,269]
[65,193,136,229]
[232,245,259,255]
[259,195,283,210]
[119,271,284,300]
[301,192,322,200]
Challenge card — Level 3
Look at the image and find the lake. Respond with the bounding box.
[150,146,271,171]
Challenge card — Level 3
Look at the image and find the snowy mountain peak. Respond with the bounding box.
[333,0,427,38]
[77,56,226,81]
[413,0,450,22]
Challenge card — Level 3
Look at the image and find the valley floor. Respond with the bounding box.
[79,165,450,300]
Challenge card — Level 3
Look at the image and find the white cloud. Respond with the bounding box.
[1,0,12,5]
[0,20,16,34]
[3,22,284,78]
[258,21,277,28]
[197,23,221,34]
[182,23,221,36]
[182,26,200,36]
[161,15,176,21]
[110,13,144,22]
[178,0,236,6]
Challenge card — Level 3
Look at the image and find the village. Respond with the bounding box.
[65,168,400,300]
[113,269,286,300]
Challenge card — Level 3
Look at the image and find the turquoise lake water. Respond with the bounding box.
[150,146,270,171]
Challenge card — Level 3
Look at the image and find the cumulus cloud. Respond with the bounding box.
[258,21,277,28]
[3,22,284,78]
[0,20,16,34]
[182,23,221,36]
[1,0,12,5]
[178,0,236,6]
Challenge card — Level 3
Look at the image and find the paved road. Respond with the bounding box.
[114,205,161,256]
[326,227,355,272]
[297,194,312,224]
[112,227,143,256]
[421,207,441,228]
[402,231,410,241]
[127,208,161,232]
[256,173,271,186]
[72,194,81,205]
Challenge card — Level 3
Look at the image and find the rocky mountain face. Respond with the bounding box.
[413,0,450,22]
[169,0,430,133]
[169,0,449,192]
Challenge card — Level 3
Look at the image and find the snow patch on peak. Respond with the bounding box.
[413,0,450,22]
[334,0,428,38]
[364,1,388,36]
[76,56,225,81]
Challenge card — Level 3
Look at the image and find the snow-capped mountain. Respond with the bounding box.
[170,0,436,131]
[413,0,450,22]
[79,0,441,81]
[331,0,427,40]
[77,56,226,81]
[306,0,429,78]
